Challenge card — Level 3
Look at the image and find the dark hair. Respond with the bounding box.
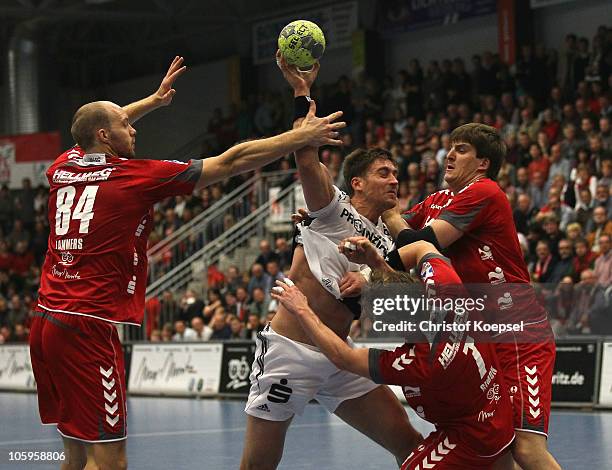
[342,147,396,197]
[70,104,111,150]
[449,123,506,180]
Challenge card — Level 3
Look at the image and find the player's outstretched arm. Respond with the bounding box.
[277,51,336,211]
[122,56,186,124]
[195,102,344,189]
[271,279,371,378]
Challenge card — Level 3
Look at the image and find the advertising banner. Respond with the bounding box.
[128,343,223,396]
[0,345,36,391]
[378,0,496,35]
[598,342,612,407]
[551,342,597,404]
[0,132,60,188]
[218,341,256,396]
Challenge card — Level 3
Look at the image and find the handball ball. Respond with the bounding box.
[278,20,326,69]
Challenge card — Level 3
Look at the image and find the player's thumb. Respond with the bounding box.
[307,99,316,117]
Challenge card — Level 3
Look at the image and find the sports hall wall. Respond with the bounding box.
[2,0,609,157]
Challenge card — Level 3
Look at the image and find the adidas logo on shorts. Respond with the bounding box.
[256,403,270,412]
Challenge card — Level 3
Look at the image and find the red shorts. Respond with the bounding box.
[401,428,514,470]
[29,311,127,443]
[496,340,556,436]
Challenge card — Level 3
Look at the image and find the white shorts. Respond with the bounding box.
[245,324,379,421]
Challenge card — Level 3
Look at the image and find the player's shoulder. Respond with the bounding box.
[422,188,453,206]
[457,178,502,199]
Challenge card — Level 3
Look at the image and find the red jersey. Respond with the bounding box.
[404,178,548,325]
[37,148,201,325]
[369,254,514,457]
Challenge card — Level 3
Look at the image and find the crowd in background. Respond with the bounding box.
[0,25,610,343]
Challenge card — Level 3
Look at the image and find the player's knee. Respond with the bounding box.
[512,433,547,466]
[240,453,282,470]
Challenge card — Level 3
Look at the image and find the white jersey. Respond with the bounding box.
[298,186,394,299]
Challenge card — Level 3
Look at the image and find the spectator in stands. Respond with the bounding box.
[569,268,607,334]
[255,239,279,268]
[0,185,14,235]
[528,171,547,210]
[7,219,30,248]
[265,260,285,287]
[179,289,205,324]
[202,289,223,324]
[541,215,565,257]
[8,294,27,327]
[587,206,612,251]
[11,323,28,343]
[229,317,245,340]
[247,263,271,297]
[575,188,594,227]
[566,222,584,243]
[0,325,10,343]
[548,143,571,181]
[191,317,212,341]
[573,238,597,281]
[549,239,575,283]
[559,124,582,161]
[150,329,161,342]
[244,313,263,340]
[209,310,231,340]
[274,237,292,271]
[593,234,611,286]
[536,187,576,231]
[223,266,244,294]
[31,221,49,266]
[246,287,269,319]
[160,323,173,342]
[548,276,575,336]
[531,240,557,282]
[514,193,536,235]
[594,183,612,216]
[172,320,197,341]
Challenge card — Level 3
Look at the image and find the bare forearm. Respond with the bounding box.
[197,129,310,189]
[224,129,310,173]
[296,308,358,373]
[385,212,411,238]
[123,95,163,124]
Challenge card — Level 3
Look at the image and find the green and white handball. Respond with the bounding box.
[278,20,326,69]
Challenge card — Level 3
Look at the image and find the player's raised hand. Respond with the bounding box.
[338,236,382,267]
[271,279,310,317]
[154,56,187,106]
[299,100,345,147]
[276,50,320,96]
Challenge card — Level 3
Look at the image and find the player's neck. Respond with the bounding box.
[350,196,381,223]
[449,174,486,193]
[83,143,116,157]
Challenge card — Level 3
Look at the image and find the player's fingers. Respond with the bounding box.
[169,65,187,81]
[330,121,347,130]
[325,110,343,122]
[298,208,309,217]
[323,138,343,146]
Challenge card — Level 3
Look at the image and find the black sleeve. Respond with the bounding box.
[395,226,442,251]
[368,348,385,384]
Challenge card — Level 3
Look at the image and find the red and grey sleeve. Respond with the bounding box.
[368,344,425,386]
[437,184,492,232]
